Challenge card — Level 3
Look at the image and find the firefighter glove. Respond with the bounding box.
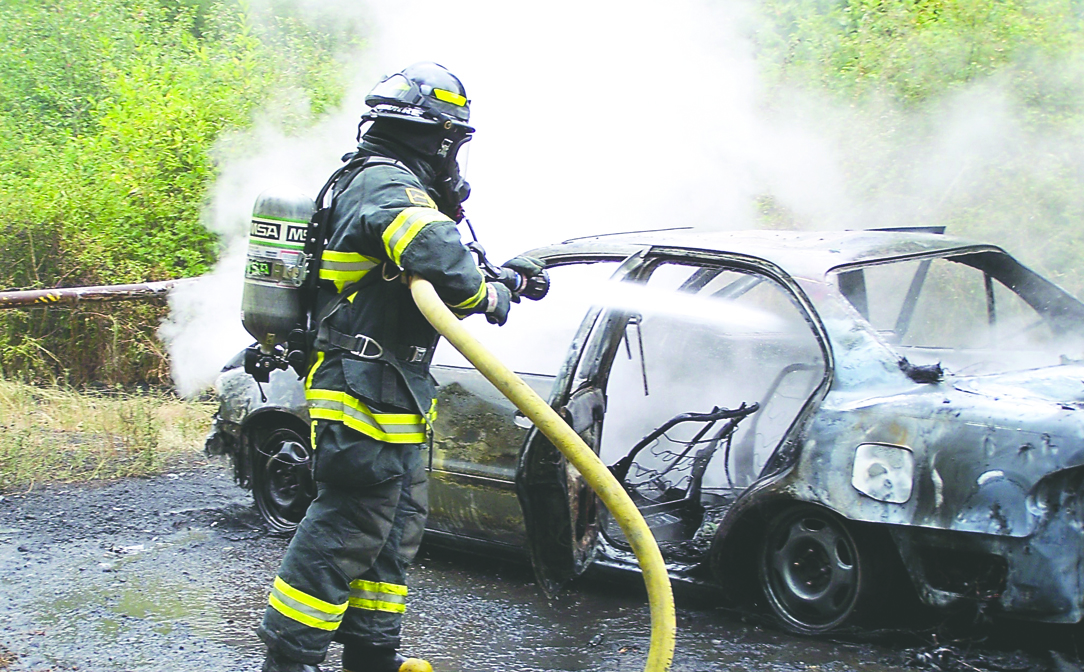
[501,255,550,301]
[484,282,512,326]
[494,268,524,302]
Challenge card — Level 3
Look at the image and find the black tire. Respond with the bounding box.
[250,426,316,534]
[759,505,875,634]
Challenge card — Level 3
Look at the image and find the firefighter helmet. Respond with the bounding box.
[364,62,472,131]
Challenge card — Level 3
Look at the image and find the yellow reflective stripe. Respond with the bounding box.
[269,594,342,631]
[350,579,408,596]
[305,351,324,391]
[268,576,348,632]
[306,351,325,448]
[306,389,427,444]
[346,579,408,613]
[425,398,438,424]
[348,597,407,614]
[382,208,451,266]
[307,390,422,424]
[322,250,375,263]
[320,251,380,293]
[433,88,467,106]
[273,576,348,616]
[320,269,371,293]
[449,278,487,311]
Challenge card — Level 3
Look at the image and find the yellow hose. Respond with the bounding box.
[410,277,675,672]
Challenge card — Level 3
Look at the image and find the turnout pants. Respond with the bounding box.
[258,422,429,665]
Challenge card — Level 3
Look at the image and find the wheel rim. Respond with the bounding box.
[762,507,861,632]
[252,428,314,532]
[266,440,308,509]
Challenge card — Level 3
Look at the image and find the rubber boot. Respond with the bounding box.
[262,649,322,672]
[342,645,432,672]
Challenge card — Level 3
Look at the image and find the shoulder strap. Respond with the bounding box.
[302,155,412,320]
[315,154,410,209]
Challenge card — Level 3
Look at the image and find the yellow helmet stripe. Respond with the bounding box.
[432,88,467,106]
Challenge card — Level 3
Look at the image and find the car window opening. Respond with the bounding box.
[579,260,826,563]
[832,251,1084,376]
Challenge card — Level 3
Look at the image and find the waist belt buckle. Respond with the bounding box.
[406,346,427,363]
[351,335,384,360]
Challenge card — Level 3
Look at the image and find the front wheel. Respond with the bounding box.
[759,505,876,634]
[250,426,316,534]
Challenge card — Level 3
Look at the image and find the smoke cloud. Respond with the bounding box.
[159,0,1084,395]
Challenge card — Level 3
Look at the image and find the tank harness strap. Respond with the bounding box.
[309,153,437,420]
[309,152,415,352]
[319,326,432,367]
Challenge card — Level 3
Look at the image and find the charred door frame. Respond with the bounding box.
[517,246,834,595]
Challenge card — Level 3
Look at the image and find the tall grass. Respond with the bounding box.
[0,381,215,492]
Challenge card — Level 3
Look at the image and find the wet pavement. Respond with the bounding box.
[0,459,1079,672]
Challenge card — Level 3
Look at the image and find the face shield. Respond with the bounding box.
[435,131,472,221]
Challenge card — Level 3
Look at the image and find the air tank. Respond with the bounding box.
[241,191,315,351]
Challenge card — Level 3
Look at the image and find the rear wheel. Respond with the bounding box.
[250,426,315,534]
[759,505,875,634]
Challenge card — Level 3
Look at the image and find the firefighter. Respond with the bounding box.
[258,62,548,672]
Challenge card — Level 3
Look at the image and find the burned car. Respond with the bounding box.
[206,228,1084,634]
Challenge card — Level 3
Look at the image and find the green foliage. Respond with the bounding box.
[761,0,1084,106]
[758,0,1084,297]
[0,0,354,385]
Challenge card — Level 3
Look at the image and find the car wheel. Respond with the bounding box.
[251,426,315,534]
[759,505,873,634]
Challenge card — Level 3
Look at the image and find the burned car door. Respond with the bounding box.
[520,253,828,594]
[425,258,625,554]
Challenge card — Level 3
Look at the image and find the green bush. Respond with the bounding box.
[0,0,353,385]
[758,0,1084,296]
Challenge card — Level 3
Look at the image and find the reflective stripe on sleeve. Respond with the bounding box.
[348,579,408,613]
[448,276,487,312]
[306,388,427,444]
[319,250,381,292]
[268,576,348,632]
[381,207,453,266]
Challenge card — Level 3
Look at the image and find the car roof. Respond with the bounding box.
[528,228,1003,281]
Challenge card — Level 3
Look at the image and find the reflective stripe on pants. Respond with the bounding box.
[269,576,348,631]
[348,579,408,613]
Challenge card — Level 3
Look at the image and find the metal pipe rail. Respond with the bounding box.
[0,279,192,309]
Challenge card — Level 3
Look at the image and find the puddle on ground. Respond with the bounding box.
[2,488,911,672]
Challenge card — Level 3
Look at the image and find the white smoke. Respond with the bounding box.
[159,0,1084,395]
[161,0,803,395]
[158,112,364,397]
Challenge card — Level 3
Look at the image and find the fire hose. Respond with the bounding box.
[410,276,676,672]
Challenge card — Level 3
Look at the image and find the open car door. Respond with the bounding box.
[425,250,633,558]
[518,250,828,596]
[515,251,647,595]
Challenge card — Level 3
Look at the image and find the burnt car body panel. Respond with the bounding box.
[208,229,1084,630]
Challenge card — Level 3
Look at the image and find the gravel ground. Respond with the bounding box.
[0,457,1081,672]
